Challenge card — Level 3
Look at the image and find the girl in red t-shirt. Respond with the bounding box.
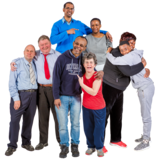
[77,52,106,157]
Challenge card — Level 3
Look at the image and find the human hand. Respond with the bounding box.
[14,100,20,110]
[144,68,150,78]
[10,62,17,71]
[94,71,104,80]
[107,47,113,53]
[67,28,79,34]
[77,75,83,87]
[141,57,147,67]
[106,32,113,42]
[54,99,61,109]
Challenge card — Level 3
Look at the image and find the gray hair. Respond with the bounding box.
[82,52,97,65]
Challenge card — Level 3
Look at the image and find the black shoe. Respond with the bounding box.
[22,144,34,151]
[59,145,69,158]
[5,147,16,156]
[71,144,79,157]
[35,143,48,150]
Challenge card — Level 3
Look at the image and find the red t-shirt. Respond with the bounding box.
[82,72,106,110]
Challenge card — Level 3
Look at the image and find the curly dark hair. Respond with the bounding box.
[120,32,136,42]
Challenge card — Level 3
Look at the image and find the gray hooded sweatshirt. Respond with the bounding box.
[107,49,153,90]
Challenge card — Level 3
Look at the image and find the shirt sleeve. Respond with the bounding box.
[117,63,144,76]
[50,23,69,44]
[11,57,21,63]
[106,38,113,48]
[52,57,62,99]
[9,65,20,101]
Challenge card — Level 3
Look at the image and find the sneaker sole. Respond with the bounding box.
[97,155,105,158]
[110,143,127,148]
[135,140,151,143]
[86,153,90,155]
[134,146,150,151]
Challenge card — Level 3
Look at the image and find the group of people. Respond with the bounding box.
[6,1,154,158]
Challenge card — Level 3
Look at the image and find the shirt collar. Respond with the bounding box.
[40,48,54,55]
[62,17,74,25]
[69,50,81,59]
[23,57,34,65]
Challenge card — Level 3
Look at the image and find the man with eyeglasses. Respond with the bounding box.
[50,2,112,54]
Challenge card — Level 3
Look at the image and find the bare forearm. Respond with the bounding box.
[107,47,113,53]
[81,84,97,96]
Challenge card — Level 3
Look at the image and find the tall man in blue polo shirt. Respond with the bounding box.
[10,35,61,150]
[5,45,37,156]
[50,2,112,54]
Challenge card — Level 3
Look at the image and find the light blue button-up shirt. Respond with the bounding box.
[34,49,61,84]
[9,57,38,101]
[13,48,61,85]
[62,17,73,25]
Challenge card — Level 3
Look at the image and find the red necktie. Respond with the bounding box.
[43,54,50,79]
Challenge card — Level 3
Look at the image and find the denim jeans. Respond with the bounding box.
[55,95,81,147]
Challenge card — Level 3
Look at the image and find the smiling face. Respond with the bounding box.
[38,39,51,54]
[91,20,101,34]
[119,44,132,55]
[72,37,87,57]
[128,39,136,50]
[63,3,74,18]
[24,45,35,62]
[83,58,96,73]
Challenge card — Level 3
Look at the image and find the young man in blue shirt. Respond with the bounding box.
[5,45,37,156]
[50,2,112,54]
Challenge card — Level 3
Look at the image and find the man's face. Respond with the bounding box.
[119,44,132,55]
[63,3,74,18]
[83,58,96,73]
[38,39,51,54]
[91,20,101,34]
[72,37,87,56]
[24,45,35,62]
[128,39,136,50]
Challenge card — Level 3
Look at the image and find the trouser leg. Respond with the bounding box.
[7,98,24,149]
[82,106,95,148]
[110,92,123,142]
[38,86,50,143]
[47,87,60,143]
[21,92,37,145]
[138,84,155,140]
[55,96,69,146]
[93,107,106,150]
[70,95,81,145]
[102,82,122,141]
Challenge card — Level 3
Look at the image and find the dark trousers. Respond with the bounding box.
[38,86,60,144]
[8,91,37,149]
[102,82,123,143]
[83,106,106,150]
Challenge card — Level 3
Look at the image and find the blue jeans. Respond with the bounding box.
[55,95,81,147]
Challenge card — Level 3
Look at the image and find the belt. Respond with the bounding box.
[39,83,52,87]
[18,89,37,93]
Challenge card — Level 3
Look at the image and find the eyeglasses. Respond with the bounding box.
[65,7,74,11]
